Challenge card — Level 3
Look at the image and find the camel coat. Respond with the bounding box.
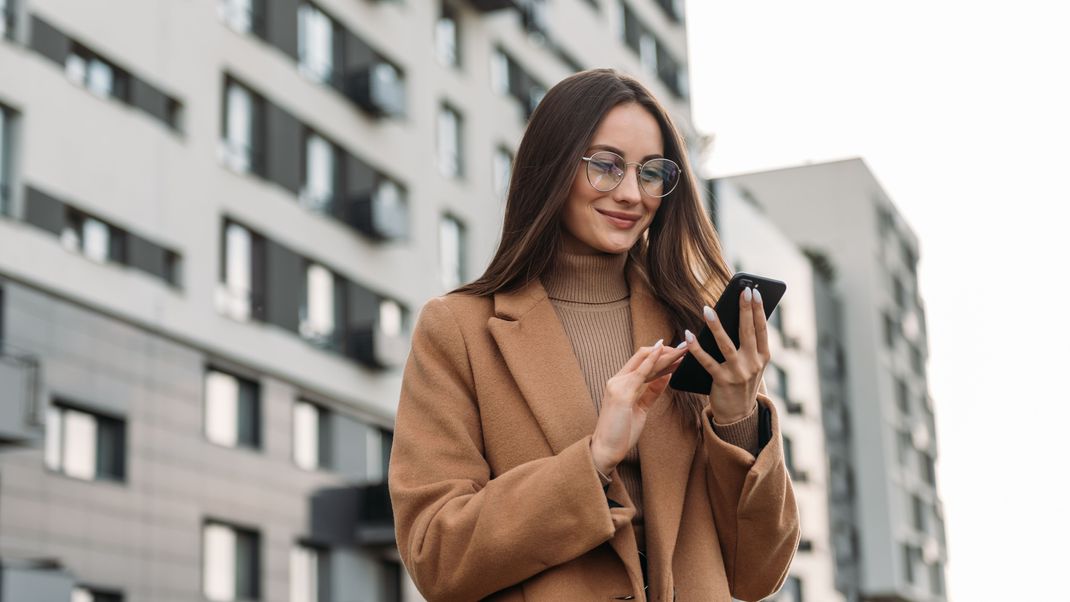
[388,262,800,601]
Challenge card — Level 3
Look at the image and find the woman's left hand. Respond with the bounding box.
[682,286,770,423]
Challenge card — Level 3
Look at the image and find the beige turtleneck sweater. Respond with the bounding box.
[541,250,760,557]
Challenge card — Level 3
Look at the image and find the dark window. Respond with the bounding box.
[490,47,546,119]
[654,0,684,23]
[72,586,124,602]
[930,561,945,595]
[219,0,267,38]
[437,102,463,178]
[204,368,262,450]
[782,434,797,480]
[893,273,907,311]
[911,344,925,376]
[921,451,936,485]
[883,311,897,348]
[1,0,14,40]
[44,402,126,482]
[381,559,402,602]
[896,376,910,414]
[911,493,926,532]
[897,430,912,466]
[294,399,332,470]
[782,576,803,602]
[61,208,128,264]
[219,220,267,322]
[0,104,11,216]
[797,539,813,552]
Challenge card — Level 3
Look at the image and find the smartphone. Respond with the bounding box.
[668,272,787,395]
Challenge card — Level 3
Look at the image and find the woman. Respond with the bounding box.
[388,69,799,601]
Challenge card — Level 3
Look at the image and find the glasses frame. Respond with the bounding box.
[580,150,681,198]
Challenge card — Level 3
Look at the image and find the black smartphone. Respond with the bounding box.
[669,272,787,395]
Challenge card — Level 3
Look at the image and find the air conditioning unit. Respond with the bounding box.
[343,179,408,241]
[344,61,405,118]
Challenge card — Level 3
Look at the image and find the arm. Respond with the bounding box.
[704,379,801,601]
[388,297,618,601]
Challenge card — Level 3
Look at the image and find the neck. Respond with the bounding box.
[542,249,630,303]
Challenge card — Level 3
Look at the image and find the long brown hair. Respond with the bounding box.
[453,68,733,420]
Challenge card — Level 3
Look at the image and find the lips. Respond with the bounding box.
[599,207,637,226]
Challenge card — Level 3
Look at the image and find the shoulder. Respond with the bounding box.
[412,292,493,343]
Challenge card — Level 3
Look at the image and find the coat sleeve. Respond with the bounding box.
[703,378,801,602]
[388,297,620,601]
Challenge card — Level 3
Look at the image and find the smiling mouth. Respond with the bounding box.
[596,209,641,225]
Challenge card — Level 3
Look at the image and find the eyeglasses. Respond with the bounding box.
[580,150,681,198]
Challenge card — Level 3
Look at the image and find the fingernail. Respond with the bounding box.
[743,287,752,302]
[703,305,716,322]
[654,338,663,349]
[685,329,695,343]
[753,288,762,304]
[675,341,687,349]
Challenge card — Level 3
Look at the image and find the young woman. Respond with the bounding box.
[388,69,799,602]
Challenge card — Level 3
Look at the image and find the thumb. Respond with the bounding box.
[636,373,672,412]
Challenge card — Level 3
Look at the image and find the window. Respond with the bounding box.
[489,47,546,118]
[896,376,910,414]
[782,434,798,480]
[65,44,130,101]
[203,521,261,602]
[654,0,684,23]
[921,451,936,485]
[437,103,462,178]
[300,131,338,213]
[44,403,126,482]
[781,576,803,602]
[911,344,925,375]
[911,493,927,532]
[766,363,787,400]
[380,559,402,602]
[493,146,513,198]
[1,0,13,40]
[300,262,339,346]
[379,298,403,338]
[293,400,331,470]
[298,3,338,84]
[204,368,261,449]
[221,78,264,174]
[60,209,127,264]
[290,543,328,602]
[0,105,10,216]
[218,221,265,322]
[902,543,921,584]
[71,586,123,602]
[218,0,265,35]
[439,214,466,290]
[897,430,912,466]
[892,273,907,311]
[883,311,897,348]
[435,2,460,68]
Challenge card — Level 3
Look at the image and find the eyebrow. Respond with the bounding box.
[587,144,664,163]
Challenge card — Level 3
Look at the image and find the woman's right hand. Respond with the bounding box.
[590,339,688,475]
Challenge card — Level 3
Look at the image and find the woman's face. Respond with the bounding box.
[561,102,665,255]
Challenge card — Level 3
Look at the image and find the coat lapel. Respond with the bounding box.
[628,264,700,600]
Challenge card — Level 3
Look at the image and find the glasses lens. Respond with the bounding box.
[587,152,625,191]
[639,158,681,197]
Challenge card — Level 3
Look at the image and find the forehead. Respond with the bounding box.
[588,102,664,159]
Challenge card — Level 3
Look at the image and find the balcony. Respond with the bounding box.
[309,481,395,548]
[0,346,41,447]
[347,324,407,370]
[341,178,408,241]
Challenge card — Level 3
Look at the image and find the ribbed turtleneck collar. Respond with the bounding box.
[542,250,630,303]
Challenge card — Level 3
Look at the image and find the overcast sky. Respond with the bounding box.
[685,1,1070,599]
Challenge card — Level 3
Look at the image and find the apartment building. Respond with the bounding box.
[720,159,947,602]
[0,0,694,600]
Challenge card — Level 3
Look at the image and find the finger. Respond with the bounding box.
[703,305,738,363]
[651,345,688,374]
[684,327,724,381]
[739,288,757,355]
[635,339,664,379]
[753,288,770,360]
[647,356,684,382]
[622,343,657,373]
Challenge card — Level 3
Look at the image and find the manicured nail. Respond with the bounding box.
[685,329,695,343]
[753,288,762,304]
[675,341,687,349]
[654,338,663,349]
[703,305,716,322]
[743,287,752,302]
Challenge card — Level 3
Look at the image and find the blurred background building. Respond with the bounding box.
[718,159,948,602]
[0,1,943,602]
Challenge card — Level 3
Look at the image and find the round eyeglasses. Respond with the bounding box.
[580,150,681,198]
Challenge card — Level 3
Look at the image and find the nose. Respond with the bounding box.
[612,164,643,204]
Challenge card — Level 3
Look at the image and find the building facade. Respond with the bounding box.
[712,179,845,602]
[0,0,694,600]
[720,159,948,602]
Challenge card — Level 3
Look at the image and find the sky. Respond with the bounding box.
[685,1,1070,599]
